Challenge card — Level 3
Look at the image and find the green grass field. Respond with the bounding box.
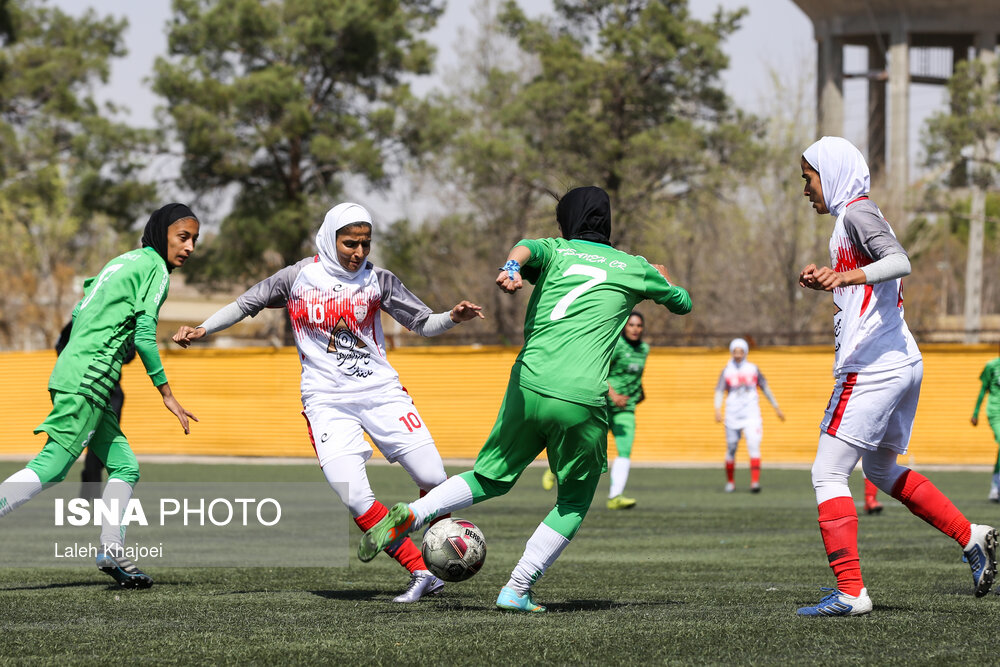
[1,460,998,665]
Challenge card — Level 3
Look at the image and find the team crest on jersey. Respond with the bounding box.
[353,303,368,323]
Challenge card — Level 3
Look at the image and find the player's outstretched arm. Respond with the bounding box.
[172,301,248,348]
[157,382,198,434]
[172,325,206,348]
[496,245,532,294]
[450,300,485,322]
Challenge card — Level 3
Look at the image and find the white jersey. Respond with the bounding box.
[235,256,436,406]
[716,360,766,429]
[829,198,921,374]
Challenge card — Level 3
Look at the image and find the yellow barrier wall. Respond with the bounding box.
[1,345,997,466]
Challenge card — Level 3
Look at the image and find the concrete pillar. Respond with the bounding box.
[964,31,998,343]
[816,22,844,137]
[887,23,909,209]
[867,42,887,178]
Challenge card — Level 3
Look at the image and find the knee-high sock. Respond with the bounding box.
[725,460,735,484]
[355,501,425,574]
[420,488,450,526]
[817,496,863,596]
[409,476,474,529]
[864,477,879,503]
[750,458,761,485]
[891,470,971,547]
[0,468,44,519]
[99,478,136,551]
[608,457,631,498]
[506,522,571,595]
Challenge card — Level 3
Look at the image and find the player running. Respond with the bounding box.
[542,310,650,510]
[714,338,784,493]
[0,203,201,588]
[357,186,692,612]
[971,349,1000,502]
[172,202,483,603]
[796,136,997,616]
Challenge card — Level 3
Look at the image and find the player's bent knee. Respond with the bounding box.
[107,467,140,487]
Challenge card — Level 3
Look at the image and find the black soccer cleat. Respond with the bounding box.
[97,548,153,589]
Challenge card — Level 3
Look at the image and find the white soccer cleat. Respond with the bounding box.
[724,482,735,493]
[963,524,998,597]
[796,587,872,617]
[392,570,444,603]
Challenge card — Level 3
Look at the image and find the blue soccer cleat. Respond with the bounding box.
[962,523,997,597]
[96,547,153,589]
[796,587,872,617]
[496,586,546,613]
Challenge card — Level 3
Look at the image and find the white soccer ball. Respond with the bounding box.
[420,518,487,582]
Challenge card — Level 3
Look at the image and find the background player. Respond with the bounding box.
[0,203,200,588]
[357,186,692,613]
[542,310,650,510]
[172,202,483,603]
[714,338,784,493]
[971,347,1000,502]
[796,136,996,616]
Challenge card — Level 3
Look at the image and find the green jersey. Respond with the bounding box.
[49,247,170,404]
[607,336,649,412]
[974,358,1000,418]
[514,238,690,407]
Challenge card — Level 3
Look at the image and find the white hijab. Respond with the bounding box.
[729,338,748,356]
[802,136,870,217]
[315,202,374,278]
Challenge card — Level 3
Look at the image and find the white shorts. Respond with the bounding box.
[303,385,435,467]
[820,360,922,454]
[725,422,762,459]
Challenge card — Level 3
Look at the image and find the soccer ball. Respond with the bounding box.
[420,518,487,582]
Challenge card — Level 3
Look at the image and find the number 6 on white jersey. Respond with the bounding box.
[550,264,607,321]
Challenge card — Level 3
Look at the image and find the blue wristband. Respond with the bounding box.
[500,260,521,280]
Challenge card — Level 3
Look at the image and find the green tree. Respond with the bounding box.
[0,0,158,350]
[152,0,444,284]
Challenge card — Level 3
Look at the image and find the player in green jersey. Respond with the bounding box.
[0,203,200,588]
[542,310,649,510]
[972,352,1000,502]
[357,186,691,612]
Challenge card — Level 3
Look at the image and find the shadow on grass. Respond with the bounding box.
[546,599,685,612]
[309,588,382,601]
[0,580,121,592]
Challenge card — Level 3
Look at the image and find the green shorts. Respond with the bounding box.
[473,376,608,486]
[609,409,636,458]
[34,391,127,458]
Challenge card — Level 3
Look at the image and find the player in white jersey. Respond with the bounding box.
[713,338,783,493]
[795,136,997,616]
[172,202,484,603]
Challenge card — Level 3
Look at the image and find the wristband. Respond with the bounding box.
[500,259,521,280]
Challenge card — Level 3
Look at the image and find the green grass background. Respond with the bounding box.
[1,461,998,665]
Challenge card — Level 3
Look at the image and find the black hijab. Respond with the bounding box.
[141,203,197,272]
[556,186,612,246]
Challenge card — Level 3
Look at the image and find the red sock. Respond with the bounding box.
[817,496,864,596]
[864,478,879,503]
[750,458,761,485]
[420,488,450,526]
[725,460,735,484]
[891,470,971,547]
[355,501,427,574]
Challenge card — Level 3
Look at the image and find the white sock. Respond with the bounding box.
[992,473,999,492]
[99,479,134,552]
[0,468,44,519]
[505,522,570,595]
[608,457,631,498]
[409,476,474,529]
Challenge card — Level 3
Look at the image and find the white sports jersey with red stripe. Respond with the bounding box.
[718,360,763,429]
[829,199,920,375]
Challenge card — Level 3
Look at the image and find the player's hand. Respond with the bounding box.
[776,408,786,422]
[799,265,844,291]
[651,263,672,282]
[496,270,523,293]
[714,409,723,423]
[450,301,485,322]
[612,393,628,408]
[172,325,206,348]
[162,394,198,435]
[971,416,979,426]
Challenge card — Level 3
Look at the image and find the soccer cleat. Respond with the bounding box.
[606,494,637,510]
[988,487,999,503]
[358,502,416,563]
[864,499,884,515]
[750,482,761,494]
[724,482,735,493]
[392,570,444,603]
[96,547,153,589]
[496,586,546,613]
[796,587,872,617]
[962,523,998,597]
[542,470,556,491]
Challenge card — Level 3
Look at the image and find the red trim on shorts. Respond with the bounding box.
[301,411,320,464]
[826,373,858,436]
